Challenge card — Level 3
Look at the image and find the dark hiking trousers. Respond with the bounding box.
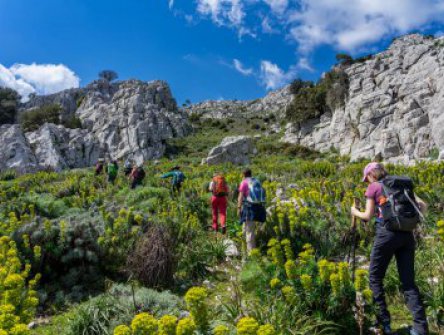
[369,223,428,335]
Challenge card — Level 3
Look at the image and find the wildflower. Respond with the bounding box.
[257,324,276,335]
[159,315,178,335]
[284,260,297,280]
[270,278,281,289]
[330,273,341,295]
[318,259,333,283]
[213,324,230,335]
[300,274,312,292]
[236,317,259,335]
[131,313,158,335]
[281,285,296,304]
[113,325,132,335]
[362,289,373,302]
[354,269,369,292]
[184,287,209,332]
[337,262,350,286]
[281,239,294,260]
[176,317,196,335]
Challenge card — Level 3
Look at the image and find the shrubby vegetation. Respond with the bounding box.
[0,87,20,125]
[0,132,443,334]
[20,104,82,132]
[286,68,349,124]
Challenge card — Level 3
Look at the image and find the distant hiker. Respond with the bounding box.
[124,158,133,176]
[237,168,266,253]
[209,172,230,234]
[95,158,105,175]
[351,162,428,335]
[107,160,119,184]
[130,164,146,189]
[161,166,185,194]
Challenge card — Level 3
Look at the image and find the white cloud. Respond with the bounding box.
[289,0,444,53]
[0,63,80,102]
[168,0,174,9]
[260,60,296,90]
[233,59,253,76]
[263,0,288,15]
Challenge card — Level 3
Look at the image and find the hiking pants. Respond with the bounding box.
[211,196,227,232]
[369,224,428,335]
[243,220,256,253]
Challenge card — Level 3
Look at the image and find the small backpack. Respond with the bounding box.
[212,176,229,197]
[378,176,424,232]
[133,167,145,181]
[108,163,118,178]
[246,178,266,204]
[175,171,185,184]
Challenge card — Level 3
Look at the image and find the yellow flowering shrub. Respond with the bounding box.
[437,220,444,240]
[354,269,369,292]
[257,324,276,335]
[236,317,259,335]
[176,317,196,335]
[269,278,281,289]
[131,313,158,335]
[213,324,230,335]
[300,274,312,291]
[0,236,40,334]
[159,315,178,335]
[184,286,209,332]
[284,260,297,280]
[113,325,132,335]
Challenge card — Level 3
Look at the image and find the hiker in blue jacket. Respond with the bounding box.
[161,166,185,195]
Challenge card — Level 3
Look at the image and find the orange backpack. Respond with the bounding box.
[212,175,229,196]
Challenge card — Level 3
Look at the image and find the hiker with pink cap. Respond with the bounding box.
[351,162,429,335]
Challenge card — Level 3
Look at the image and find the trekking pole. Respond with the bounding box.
[349,197,361,283]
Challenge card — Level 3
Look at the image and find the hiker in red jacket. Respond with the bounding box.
[209,172,230,234]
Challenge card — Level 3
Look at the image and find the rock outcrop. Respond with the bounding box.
[0,125,38,173]
[283,34,444,163]
[202,136,256,165]
[186,86,292,119]
[1,80,191,172]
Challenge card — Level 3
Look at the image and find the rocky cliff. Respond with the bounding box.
[283,34,444,163]
[189,34,444,163]
[1,80,191,173]
[184,85,293,119]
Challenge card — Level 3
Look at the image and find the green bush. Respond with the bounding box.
[20,104,61,131]
[0,87,20,125]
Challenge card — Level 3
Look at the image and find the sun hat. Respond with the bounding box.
[362,162,383,182]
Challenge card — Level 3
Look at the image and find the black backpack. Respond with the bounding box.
[378,176,424,232]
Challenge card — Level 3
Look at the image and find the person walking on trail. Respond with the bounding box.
[107,160,119,184]
[351,162,428,335]
[95,158,105,176]
[161,166,185,194]
[124,158,133,176]
[130,164,146,189]
[237,168,266,253]
[209,172,230,234]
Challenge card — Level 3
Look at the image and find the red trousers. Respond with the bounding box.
[211,196,227,231]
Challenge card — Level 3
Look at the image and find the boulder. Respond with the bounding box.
[0,124,37,173]
[202,136,256,166]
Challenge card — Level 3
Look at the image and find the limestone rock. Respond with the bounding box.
[186,86,293,119]
[282,34,444,163]
[26,123,101,171]
[0,124,37,173]
[202,136,256,165]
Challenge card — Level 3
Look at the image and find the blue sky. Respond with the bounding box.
[1,0,444,104]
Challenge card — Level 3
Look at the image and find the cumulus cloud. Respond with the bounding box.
[288,0,444,53]
[0,63,80,101]
[233,59,253,76]
[176,0,444,77]
[260,60,296,90]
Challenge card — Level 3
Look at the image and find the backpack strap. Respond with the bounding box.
[403,189,425,222]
